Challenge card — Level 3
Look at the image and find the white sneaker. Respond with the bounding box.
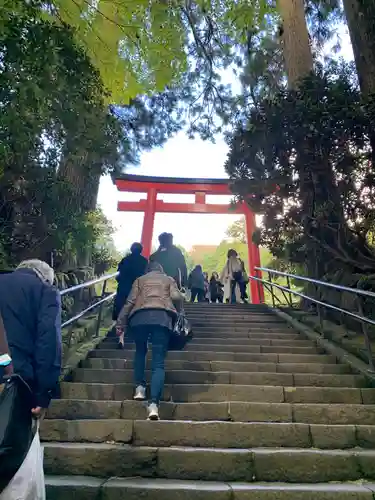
[147,403,159,421]
[134,385,146,401]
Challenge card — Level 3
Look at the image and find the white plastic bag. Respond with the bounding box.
[0,423,45,500]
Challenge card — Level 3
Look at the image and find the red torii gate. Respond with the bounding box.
[115,174,264,304]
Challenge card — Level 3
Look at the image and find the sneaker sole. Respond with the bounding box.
[147,414,159,421]
[134,396,146,401]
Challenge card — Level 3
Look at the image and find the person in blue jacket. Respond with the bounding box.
[0,259,62,417]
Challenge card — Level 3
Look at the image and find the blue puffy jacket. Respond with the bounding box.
[0,268,62,407]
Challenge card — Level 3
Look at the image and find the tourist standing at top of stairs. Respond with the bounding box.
[220,249,248,304]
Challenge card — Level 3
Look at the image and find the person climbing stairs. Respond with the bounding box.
[43,303,375,498]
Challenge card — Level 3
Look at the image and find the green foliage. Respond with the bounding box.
[0,3,186,269]
[226,217,247,244]
[187,239,272,277]
[176,245,195,274]
[0,0,274,105]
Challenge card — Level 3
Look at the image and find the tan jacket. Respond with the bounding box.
[116,270,183,328]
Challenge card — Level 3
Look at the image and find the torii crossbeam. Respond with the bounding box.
[115,174,264,304]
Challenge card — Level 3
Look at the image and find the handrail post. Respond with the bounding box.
[316,284,323,333]
[286,275,293,307]
[95,279,108,338]
[256,270,262,304]
[356,296,375,371]
[268,271,276,308]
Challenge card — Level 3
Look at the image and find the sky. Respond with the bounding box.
[97,24,354,254]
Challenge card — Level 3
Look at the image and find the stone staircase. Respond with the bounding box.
[44,303,375,499]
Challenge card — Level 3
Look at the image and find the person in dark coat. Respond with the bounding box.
[149,233,187,289]
[188,265,205,302]
[209,272,224,303]
[0,259,62,416]
[113,242,148,321]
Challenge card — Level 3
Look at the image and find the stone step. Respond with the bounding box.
[102,337,311,347]
[191,330,298,337]
[82,358,350,374]
[188,318,283,325]
[45,476,375,500]
[89,349,335,364]
[46,399,375,425]
[189,319,284,326]
[43,442,375,483]
[41,419,375,450]
[72,369,364,388]
[184,331,300,339]
[97,342,319,355]
[189,322,289,329]
[185,316,285,322]
[185,308,275,314]
[60,382,375,403]
[192,334,302,341]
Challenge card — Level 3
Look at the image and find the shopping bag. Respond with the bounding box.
[0,422,45,500]
[0,374,33,493]
[169,311,193,351]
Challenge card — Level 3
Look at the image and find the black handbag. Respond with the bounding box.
[0,316,33,493]
[168,312,193,351]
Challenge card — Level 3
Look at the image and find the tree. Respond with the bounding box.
[176,245,195,273]
[226,218,246,244]
[225,0,375,284]
[0,4,185,268]
[226,65,375,278]
[0,0,188,103]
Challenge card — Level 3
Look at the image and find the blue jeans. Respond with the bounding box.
[133,326,170,404]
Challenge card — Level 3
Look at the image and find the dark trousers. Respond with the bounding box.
[190,288,204,302]
[211,293,223,303]
[133,326,170,404]
[230,278,246,304]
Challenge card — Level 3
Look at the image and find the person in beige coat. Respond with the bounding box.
[116,261,183,420]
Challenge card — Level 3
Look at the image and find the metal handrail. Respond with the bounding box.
[257,267,375,299]
[251,267,375,371]
[60,272,119,296]
[60,271,119,343]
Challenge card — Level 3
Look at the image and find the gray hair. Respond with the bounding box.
[17,259,55,285]
[146,261,164,273]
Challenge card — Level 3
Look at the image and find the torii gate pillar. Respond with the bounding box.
[116,175,264,304]
[140,187,157,258]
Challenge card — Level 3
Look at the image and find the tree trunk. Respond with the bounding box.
[342,0,375,96]
[342,0,375,168]
[58,151,103,268]
[58,155,102,213]
[278,0,314,87]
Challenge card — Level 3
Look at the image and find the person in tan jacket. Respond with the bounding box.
[116,261,183,420]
